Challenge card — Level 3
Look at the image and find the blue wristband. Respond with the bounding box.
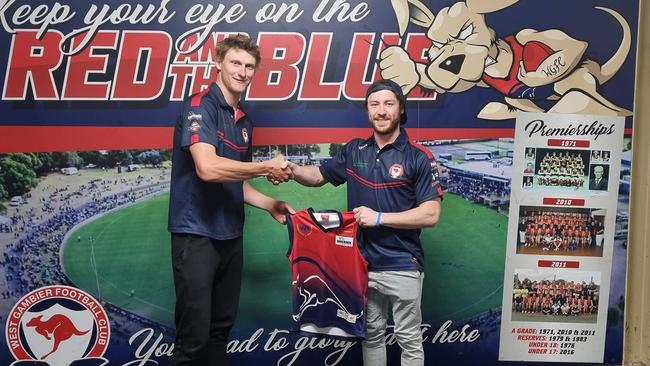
[376,212,382,227]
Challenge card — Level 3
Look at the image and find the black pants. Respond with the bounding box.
[171,234,243,366]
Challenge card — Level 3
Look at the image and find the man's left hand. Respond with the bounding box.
[353,206,380,227]
[269,200,295,224]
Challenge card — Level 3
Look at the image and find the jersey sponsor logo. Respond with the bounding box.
[337,309,359,324]
[358,143,368,150]
[298,223,312,237]
[389,163,404,178]
[5,285,110,365]
[335,235,353,247]
[242,128,249,143]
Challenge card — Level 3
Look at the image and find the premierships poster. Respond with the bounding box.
[499,113,625,363]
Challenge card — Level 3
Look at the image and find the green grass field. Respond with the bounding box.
[62,179,507,328]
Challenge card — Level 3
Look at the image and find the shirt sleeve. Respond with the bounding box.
[319,141,352,186]
[414,153,444,204]
[178,102,218,151]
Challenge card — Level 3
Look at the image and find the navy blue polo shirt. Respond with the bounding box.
[168,83,253,240]
[319,129,443,271]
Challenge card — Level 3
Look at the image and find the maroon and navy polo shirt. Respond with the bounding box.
[168,82,253,240]
[319,129,443,272]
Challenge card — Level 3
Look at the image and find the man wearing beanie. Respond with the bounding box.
[288,79,443,365]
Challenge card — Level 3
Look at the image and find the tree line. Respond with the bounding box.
[0,150,171,210]
[1,144,341,211]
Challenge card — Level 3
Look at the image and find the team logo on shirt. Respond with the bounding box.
[242,128,249,143]
[187,111,202,133]
[297,223,312,236]
[389,164,404,178]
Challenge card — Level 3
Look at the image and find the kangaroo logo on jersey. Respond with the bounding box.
[389,164,404,178]
[242,128,249,143]
[292,274,363,325]
[5,285,110,365]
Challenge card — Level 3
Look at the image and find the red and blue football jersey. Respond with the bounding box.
[286,209,368,339]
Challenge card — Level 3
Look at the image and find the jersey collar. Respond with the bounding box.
[307,208,344,231]
[366,128,409,151]
[210,82,247,124]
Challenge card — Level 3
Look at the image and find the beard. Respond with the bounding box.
[370,116,400,136]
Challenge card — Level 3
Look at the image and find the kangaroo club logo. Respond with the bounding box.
[242,128,249,143]
[389,164,404,179]
[5,285,110,365]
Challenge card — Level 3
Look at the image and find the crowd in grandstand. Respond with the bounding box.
[0,171,173,343]
[512,277,599,317]
[518,210,605,251]
[0,223,11,234]
[445,175,510,207]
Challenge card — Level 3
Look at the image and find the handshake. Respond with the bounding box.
[264,154,295,185]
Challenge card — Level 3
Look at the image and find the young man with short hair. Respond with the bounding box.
[168,34,293,366]
[288,79,443,365]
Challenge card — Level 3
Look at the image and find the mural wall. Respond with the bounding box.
[0,0,637,365]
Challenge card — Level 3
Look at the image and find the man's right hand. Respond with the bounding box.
[265,154,293,185]
[284,161,327,187]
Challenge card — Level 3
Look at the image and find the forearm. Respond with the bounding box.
[380,199,441,229]
[244,181,294,224]
[199,155,269,183]
[291,163,327,187]
[517,30,586,80]
[243,181,276,211]
[190,143,279,183]
[535,51,581,82]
